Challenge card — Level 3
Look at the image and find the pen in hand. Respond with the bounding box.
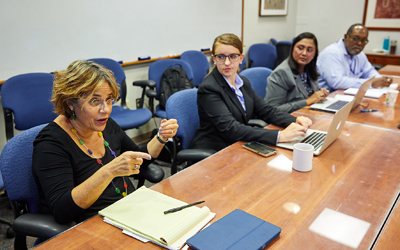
[360,109,379,112]
[164,201,205,214]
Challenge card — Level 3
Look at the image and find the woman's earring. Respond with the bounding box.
[72,111,77,120]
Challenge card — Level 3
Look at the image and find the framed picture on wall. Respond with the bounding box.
[259,0,288,16]
[363,0,400,31]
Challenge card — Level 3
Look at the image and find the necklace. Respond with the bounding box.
[67,118,128,197]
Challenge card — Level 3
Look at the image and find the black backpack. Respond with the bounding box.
[159,64,193,110]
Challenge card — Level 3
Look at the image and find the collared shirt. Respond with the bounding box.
[317,39,380,92]
[223,74,246,113]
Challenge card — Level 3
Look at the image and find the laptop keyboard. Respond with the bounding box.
[325,100,348,110]
[300,132,326,151]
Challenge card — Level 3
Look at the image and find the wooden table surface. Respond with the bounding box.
[295,77,400,130]
[34,115,400,250]
[378,65,400,76]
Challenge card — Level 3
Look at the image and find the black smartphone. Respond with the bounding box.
[243,142,277,157]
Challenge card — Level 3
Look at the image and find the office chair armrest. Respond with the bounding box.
[248,119,267,128]
[133,164,165,187]
[177,149,216,162]
[132,80,156,88]
[146,89,157,98]
[372,64,383,70]
[12,213,74,239]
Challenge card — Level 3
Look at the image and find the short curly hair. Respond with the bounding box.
[51,60,120,118]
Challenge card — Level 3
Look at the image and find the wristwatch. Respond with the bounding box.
[157,131,168,144]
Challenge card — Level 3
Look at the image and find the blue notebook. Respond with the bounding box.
[186,209,281,250]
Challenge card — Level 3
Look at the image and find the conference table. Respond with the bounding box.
[378,65,400,76]
[295,66,400,130]
[34,112,400,250]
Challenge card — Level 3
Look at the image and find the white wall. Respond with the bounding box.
[242,0,298,55]
[295,0,400,52]
[2,0,400,153]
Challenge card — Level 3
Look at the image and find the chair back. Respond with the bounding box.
[165,89,198,150]
[148,59,194,100]
[248,43,277,70]
[87,58,127,106]
[0,124,47,214]
[180,50,209,87]
[239,67,273,99]
[270,38,278,46]
[1,73,57,140]
[275,41,292,67]
[88,58,152,130]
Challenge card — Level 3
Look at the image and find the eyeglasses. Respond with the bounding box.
[214,54,241,63]
[348,34,369,44]
[88,97,114,108]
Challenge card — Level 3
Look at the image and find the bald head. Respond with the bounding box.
[343,24,369,56]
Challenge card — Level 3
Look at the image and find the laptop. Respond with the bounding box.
[276,98,355,156]
[310,77,374,113]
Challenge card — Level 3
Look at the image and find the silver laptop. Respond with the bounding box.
[310,77,374,113]
[276,98,355,156]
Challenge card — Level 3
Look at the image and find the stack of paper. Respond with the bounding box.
[343,88,385,98]
[99,186,215,250]
[344,83,398,99]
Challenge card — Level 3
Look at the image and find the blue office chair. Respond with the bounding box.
[1,73,58,141]
[275,41,292,68]
[165,89,216,174]
[0,124,73,249]
[0,123,165,249]
[180,50,210,87]
[146,59,194,119]
[239,67,272,128]
[239,67,273,99]
[88,58,153,131]
[248,43,277,70]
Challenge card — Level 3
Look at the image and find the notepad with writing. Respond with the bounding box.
[186,209,281,250]
[99,186,215,250]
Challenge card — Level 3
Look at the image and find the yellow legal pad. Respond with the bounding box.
[99,186,214,249]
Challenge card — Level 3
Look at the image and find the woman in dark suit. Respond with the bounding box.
[265,32,329,113]
[190,33,312,152]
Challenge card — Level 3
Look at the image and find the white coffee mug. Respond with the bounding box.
[292,143,314,172]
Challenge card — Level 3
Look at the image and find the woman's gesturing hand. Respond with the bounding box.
[158,119,179,141]
[106,151,151,177]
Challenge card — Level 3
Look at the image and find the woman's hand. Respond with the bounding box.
[158,119,179,141]
[296,116,312,129]
[278,116,312,142]
[278,123,308,142]
[105,151,151,177]
[306,88,329,105]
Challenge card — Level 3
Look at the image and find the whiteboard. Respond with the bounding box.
[0,0,242,80]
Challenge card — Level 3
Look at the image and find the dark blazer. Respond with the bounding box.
[190,67,297,152]
[265,59,320,113]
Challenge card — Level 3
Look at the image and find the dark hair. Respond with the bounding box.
[346,23,368,35]
[288,32,319,81]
